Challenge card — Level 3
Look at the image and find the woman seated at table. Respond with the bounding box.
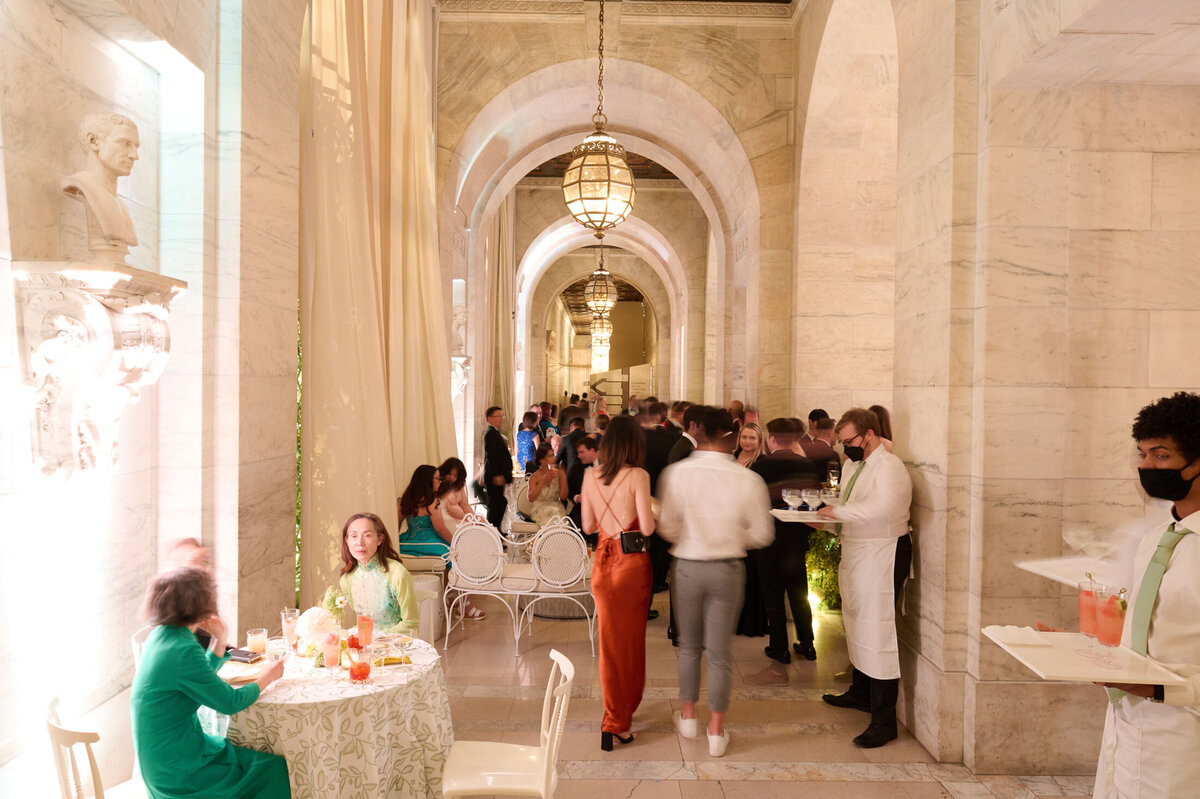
[131,567,289,799]
[339,512,420,636]
[525,443,568,526]
[397,465,452,559]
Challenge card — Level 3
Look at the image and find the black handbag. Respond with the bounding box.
[620,531,647,554]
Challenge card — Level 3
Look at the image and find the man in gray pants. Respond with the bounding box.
[657,407,775,757]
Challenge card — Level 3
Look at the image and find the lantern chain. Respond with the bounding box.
[594,0,607,130]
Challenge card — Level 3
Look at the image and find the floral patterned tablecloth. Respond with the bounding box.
[226,640,453,798]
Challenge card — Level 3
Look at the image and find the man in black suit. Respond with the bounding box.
[558,394,585,429]
[483,406,513,529]
[556,417,587,473]
[642,401,680,594]
[667,404,706,465]
[566,435,598,533]
[745,417,829,685]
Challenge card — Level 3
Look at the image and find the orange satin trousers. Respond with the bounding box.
[592,535,653,734]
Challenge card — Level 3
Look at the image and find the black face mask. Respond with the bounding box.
[1139,465,1198,502]
[842,436,865,463]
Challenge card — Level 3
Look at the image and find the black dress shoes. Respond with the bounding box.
[852,724,898,749]
[793,642,817,661]
[763,645,791,665]
[647,609,660,621]
[821,691,870,712]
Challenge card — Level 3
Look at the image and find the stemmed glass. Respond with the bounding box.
[781,489,802,512]
[800,489,819,512]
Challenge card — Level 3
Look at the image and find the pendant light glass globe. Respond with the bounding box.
[562,131,636,236]
[591,314,614,343]
[583,266,617,316]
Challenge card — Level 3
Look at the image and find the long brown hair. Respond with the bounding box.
[596,415,645,485]
[399,465,438,517]
[340,512,402,576]
[436,457,467,499]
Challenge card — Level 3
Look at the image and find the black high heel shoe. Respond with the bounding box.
[600,731,635,751]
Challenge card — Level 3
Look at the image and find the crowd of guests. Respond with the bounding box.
[480,393,913,754]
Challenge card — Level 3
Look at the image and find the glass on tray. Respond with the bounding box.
[781,489,802,511]
[1095,586,1127,648]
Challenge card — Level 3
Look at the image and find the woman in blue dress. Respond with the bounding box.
[131,567,290,799]
[396,466,486,620]
[516,411,541,472]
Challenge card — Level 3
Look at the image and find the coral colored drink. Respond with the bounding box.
[281,608,300,649]
[322,634,341,668]
[356,614,374,646]
[1097,594,1127,647]
[246,628,267,654]
[1078,590,1098,637]
[348,645,374,684]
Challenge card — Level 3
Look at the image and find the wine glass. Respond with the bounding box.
[800,489,819,511]
[781,489,802,511]
[266,637,290,664]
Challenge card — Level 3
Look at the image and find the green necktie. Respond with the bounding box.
[1129,523,1190,656]
[841,461,865,502]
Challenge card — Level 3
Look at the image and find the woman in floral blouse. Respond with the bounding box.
[338,512,419,636]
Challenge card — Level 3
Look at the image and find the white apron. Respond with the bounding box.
[839,535,900,680]
[1094,695,1200,799]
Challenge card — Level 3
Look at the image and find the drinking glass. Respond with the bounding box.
[281,608,300,649]
[322,634,341,671]
[827,462,840,489]
[781,489,802,511]
[349,645,374,685]
[1095,586,1127,649]
[800,489,819,511]
[356,614,374,647]
[819,488,837,507]
[266,637,289,663]
[246,628,268,654]
[1077,581,1102,660]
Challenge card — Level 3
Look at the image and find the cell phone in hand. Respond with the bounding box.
[229,648,264,664]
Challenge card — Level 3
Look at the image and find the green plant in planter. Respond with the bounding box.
[806,529,842,611]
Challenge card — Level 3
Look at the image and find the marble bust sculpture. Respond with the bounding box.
[60,112,140,262]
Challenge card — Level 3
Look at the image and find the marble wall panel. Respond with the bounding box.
[1149,310,1200,388]
[1067,230,1200,310]
[978,478,1064,597]
[980,306,1067,386]
[965,678,1105,774]
[983,146,1069,228]
[1069,83,1200,153]
[1065,308,1148,387]
[1151,152,1200,230]
[980,225,1068,307]
[1067,150,1152,231]
[979,386,1067,479]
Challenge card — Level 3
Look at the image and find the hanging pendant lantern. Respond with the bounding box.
[562,0,635,237]
[583,249,617,315]
[591,314,614,343]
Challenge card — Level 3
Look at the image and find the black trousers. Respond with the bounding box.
[754,527,813,660]
[648,532,671,588]
[846,533,913,731]
[486,483,508,529]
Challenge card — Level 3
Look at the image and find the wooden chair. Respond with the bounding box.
[441,649,575,798]
[47,697,144,799]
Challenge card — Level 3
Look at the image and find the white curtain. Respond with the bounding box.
[299,0,456,607]
[485,197,515,412]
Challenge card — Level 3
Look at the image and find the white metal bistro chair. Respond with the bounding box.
[443,513,530,651]
[517,517,596,657]
[441,649,575,799]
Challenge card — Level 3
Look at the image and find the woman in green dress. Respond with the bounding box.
[131,567,289,798]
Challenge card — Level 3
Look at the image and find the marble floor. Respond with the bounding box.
[438,592,1093,799]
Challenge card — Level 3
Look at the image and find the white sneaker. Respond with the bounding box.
[673,711,699,739]
[708,729,729,757]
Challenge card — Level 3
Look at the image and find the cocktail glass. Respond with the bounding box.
[246,628,267,654]
[349,645,374,685]
[322,634,341,672]
[357,614,374,647]
[781,489,802,511]
[1077,581,1102,660]
[266,637,289,663]
[281,608,300,649]
[800,489,819,511]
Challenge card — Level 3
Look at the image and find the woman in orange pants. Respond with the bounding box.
[581,415,656,751]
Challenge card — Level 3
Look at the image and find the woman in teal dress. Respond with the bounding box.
[339,512,420,635]
[131,567,289,799]
[397,465,451,560]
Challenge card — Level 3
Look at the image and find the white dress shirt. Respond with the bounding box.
[830,446,912,539]
[657,450,775,560]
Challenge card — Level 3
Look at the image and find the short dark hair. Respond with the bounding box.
[570,393,580,404]
[671,400,692,414]
[569,417,585,430]
[644,396,659,404]
[578,435,599,452]
[596,414,610,431]
[808,408,829,423]
[528,442,555,473]
[700,407,734,438]
[814,418,835,433]
[522,411,539,428]
[683,404,708,429]
[1132,392,1200,463]
[485,406,502,418]
[766,417,803,444]
[836,407,881,438]
[142,567,217,627]
[649,401,669,419]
